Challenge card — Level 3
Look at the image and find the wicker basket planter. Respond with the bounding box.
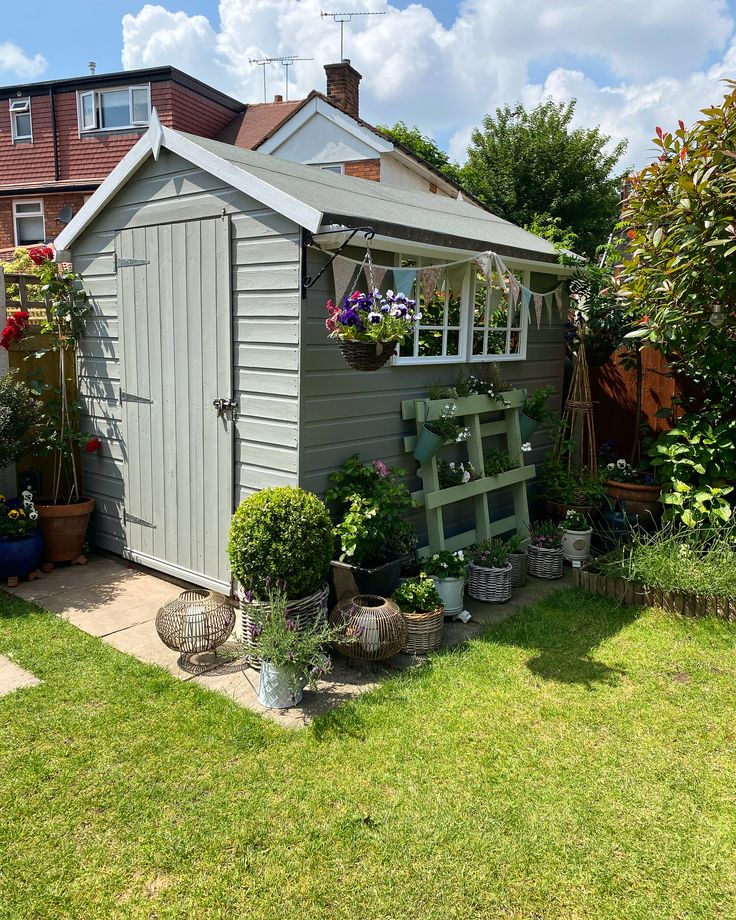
[528,544,564,579]
[467,562,512,603]
[508,550,528,588]
[401,605,445,654]
[329,594,408,662]
[337,338,397,371]
[238,583,329,668]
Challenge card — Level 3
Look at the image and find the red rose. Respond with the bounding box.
[28,245,54,266]
[0,310,29,350]
[85,437,101,454]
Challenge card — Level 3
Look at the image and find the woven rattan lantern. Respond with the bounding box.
[329,594,408,663]
[156,589,235,658]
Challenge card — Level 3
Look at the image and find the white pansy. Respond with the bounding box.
[607,462,615,470]
[616,459,627,469]
[29,511,38,521]
[521,442,532,452]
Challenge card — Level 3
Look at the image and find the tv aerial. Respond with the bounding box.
[321,10,386,60]
[249,55,314,102]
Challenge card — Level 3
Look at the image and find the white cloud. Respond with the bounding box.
[120,0,736,168]
[0,42,47,79]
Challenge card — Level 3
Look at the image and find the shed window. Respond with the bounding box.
[10,98,32,141]
[13,200,45,246]
[469,266,529,361]
[78,85,150,132]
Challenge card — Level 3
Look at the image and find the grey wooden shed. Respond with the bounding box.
[55,112,573,593]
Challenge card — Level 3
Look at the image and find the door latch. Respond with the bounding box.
[213,397,237,420]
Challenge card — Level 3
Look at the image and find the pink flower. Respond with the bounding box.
[373,459,389,478]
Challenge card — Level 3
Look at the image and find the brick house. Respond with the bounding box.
[0,66,244,255]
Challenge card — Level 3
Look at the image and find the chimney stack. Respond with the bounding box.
[88,61,96,75]
[324,60,361,120]
[273,94,284,103]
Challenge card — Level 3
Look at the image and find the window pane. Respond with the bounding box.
[81,93,96,129]
[445,330,460,356]
[99,90,131,128]
[14,202,42,214]
[472,330,484,355]
[17,215,44,245]
[447,276,462,325]
[131,87,149,124]
[14,113,31,137]
[473,272,487,324]
[486,329,507,355]
[418,329,443,357]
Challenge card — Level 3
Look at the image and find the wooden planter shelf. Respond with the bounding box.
[402,389,534,555]
[575,560,736,621]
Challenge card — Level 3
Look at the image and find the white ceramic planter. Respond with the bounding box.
[562,527,593,563]
[257,661,304,709]
[431,575,465,616]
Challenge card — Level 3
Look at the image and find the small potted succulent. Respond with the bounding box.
[249,580,344,709]
[392,573,445,653]
[467,538,512,603]
[327,455,415,597]
[520,385,555,441]
[561,508,593,563]
[325,289,418,371]
[423,549,467,617]
[414,403,470,463]
[0,492,41,586]
[504,533,528,587]
[527,520,564,579]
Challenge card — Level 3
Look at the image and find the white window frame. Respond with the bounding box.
[77,84,151,133]
[12,199,45,247]
[467,267,530,364]
[10,97,32,142]
[318,163,345,174]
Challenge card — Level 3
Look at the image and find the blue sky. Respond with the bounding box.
[2,0,736,167]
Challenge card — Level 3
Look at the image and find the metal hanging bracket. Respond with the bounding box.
[302,225,375,296]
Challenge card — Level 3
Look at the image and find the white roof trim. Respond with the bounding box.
[55,121,324,252]
[258,96,393,157]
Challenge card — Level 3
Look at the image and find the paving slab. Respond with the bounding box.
[0,654,41,698]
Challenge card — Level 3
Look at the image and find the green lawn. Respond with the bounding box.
[1,589,735,920]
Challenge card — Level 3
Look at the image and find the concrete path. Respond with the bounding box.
[6,553,574,726]
[0,654,41,698]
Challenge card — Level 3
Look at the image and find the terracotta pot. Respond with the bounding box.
[544,500,594,521]
[605,481,661,517]
[36,497,95,563]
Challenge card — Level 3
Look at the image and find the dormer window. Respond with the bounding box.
[78,85,150,132]
[10,98,32,141]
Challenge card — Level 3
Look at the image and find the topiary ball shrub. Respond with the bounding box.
[228,487,334,600]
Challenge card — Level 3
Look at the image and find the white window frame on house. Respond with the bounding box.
[77,84,151,133]
[12,199,45,247]
[318,163,345,174]
[10,97,32,142]
[467,266,531,364]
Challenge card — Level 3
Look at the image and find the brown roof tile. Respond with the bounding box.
[216,99,306,149]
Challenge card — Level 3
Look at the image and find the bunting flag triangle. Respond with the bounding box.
[474,251,493,277]
[392,267,417,297]
[447,263,466,299]
[521,287,532,324]
[371,265,387,291]
[533,293,544,330]
[420,265,444,304]
[332,255,357,306]
[493,253,509,291]
[544,291,554,325]
[554,285,565,319]
[508,272,521,302]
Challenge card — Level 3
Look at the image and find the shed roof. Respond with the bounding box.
[55,116,569,266]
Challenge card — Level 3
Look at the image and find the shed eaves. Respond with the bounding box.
[180,132,560,259]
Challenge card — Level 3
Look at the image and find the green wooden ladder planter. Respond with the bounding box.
[401,389,535,555]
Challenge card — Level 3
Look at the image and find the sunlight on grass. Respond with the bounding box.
[1,588,735,919]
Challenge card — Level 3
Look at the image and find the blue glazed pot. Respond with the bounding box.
[0,530,42,580]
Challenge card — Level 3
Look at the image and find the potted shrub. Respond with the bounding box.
[0,492,42,586]
[602,457,661,517]
[327,455,415,597]
[249,580,344,709]
[504,533,528,587]
[423,549,466,617]
[5,247,95,568]
[561,508,593,563]
[520,385,555,441]
[527,520,564,579]
[326,289,418,371]
[537,454,606,518]
[467,538,512,603]
[392,573,445,653]
[228,487,334,660]
[414,402,470,463]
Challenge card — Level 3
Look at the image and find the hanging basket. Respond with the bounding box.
[401,605,445,654]
[337,338,397,371]
[508,550,528,587]
[467,562,513,603]
[414,425,444,462]
[528,544,564,580]
[238,583,329,668]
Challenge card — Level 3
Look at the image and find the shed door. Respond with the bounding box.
[115,218,233,591]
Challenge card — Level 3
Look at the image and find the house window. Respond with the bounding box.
[10,98,32,141]
[13,200,45,246]
[319,163,344,174]
[78,85,150,132]
[469,266,529,361]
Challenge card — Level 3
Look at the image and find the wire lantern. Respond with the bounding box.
[156,590,235,658]
[329,594,408,663]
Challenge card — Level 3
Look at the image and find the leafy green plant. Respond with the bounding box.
[425,404,470,443]
[562,509,590,532]
[0,371,44,468]
[471,538,509,569]
[504,533,527,555]
[567,260,628,361]
[392,573,443,613]
[529,520,563,549]
[522,385,555,422]
[484,448,515,478]
[228,487,333,599]
[423,550,466,579]
[660,482,732,528]
[0,492,38,537]
[437,459,476,489]
[326,455,415,567]
[536,455,606,507]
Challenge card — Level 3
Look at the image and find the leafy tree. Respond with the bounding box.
[461,100,627,257]
[376,121,463,187]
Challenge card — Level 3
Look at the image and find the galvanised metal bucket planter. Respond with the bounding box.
[0,530,42,582]
[431,575,465,617]
[257,661,305,709]
[519,413,539,442]
[414,426,444,463]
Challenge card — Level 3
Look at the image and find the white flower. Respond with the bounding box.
[456,550,464,560]
[607,462,615,470]
[414,312,423,321]
[616,459,627,469]
[521,442,532,452]
[22,490,33,502]
[29,511,38,521]
[449,462,456,469]
[462,471,471,483]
